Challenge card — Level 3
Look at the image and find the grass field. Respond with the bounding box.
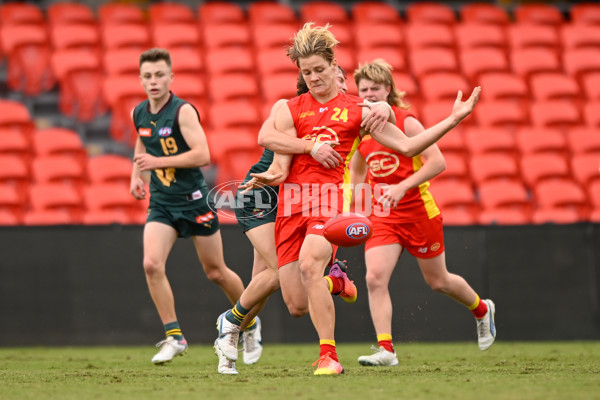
[1,342,598,400]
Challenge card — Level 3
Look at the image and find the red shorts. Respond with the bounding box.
[365,214,445,259]
[275,213,338,268]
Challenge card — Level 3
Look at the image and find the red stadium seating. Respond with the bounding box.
[474,101,528,129]
[567,127,600,155]
[31,155,87,193]
[510,48,562,82]
[455,23,506,51]
[87,154,133,187]
[148,2,195,25]
[352,1,402,24]
[581,72,600,100]
[405,23,455,50]
[532,179,588,221]
[570,3,600,26]
[460,48,509,83]
[515,127,567,156]
[209,73,259,103]
[460,3,510,25]
[428,180,478,225]
[198,2,245,25]
[33,127,87,166]
[514,3,564,26]
[530,101,582,129]
[476,72,528,104]
[477,180,531,211]
[28,183,84,223]
[101,24,150,50]
[251,22,299,50]
[469,153,520,184]
[508,24,560,52]
[299,1,349,26]
[406,2,456,25]
[152,23,201,50]
[410,48,457,79]
[0,2,44,26]
[419,72,470,101]
[571,155,600,186]
[520,153,570,187]
[563,49,600,82]
[561,24,600,50]
[203,24,250,50]
[248,1,297,25]
[47,2,96,27]
[529,73,580,102]
[98,3,145,26]
[354,23,404,50]
[584,102,600,128]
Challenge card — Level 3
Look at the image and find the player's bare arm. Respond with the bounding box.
[133,104,210,171]
[258,99,343,169]
[349,151,369,207]
[358,101,396,133]
[130,136,148,200]
[367,87,481,157]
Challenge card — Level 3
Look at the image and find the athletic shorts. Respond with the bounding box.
[275,213,337,268]
[235,185,278,233]
[147,203,220,238]
[365,214,445,259]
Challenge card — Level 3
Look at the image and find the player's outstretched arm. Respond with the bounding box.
[369,87,481,157]
[258,99,343,169]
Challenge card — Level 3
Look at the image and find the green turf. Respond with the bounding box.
[0,342,598,400]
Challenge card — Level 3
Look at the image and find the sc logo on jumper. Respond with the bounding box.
[366,151,400,178]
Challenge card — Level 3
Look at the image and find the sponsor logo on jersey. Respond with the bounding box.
[302,126,340,144]
[366,151,400,177]
[430,242,441,252]
[139,128,151,137]
[158,127,172,137]
[195,211,214,224]
[299,111,315,119]
[418,247,428,253]
[319,107,328,113]
[312,224,325,230]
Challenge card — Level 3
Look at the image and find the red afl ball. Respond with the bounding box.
[323,212,373,247]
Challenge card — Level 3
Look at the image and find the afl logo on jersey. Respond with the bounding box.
[366,151,400,177]
[158,127,172,137]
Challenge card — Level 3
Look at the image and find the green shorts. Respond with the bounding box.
[147,203,220,238]
[235,184,278,233]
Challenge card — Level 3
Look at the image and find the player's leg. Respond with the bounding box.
[416,253,495,350]
[358,243,402,367]
[192,230,245,304]
[298,234,344,375]
[143,221,188,364]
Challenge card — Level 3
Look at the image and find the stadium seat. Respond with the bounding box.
[1,24,54,95]
[102,75,146,143]
[299,1,349,27]
[590,180,600,212]
[82,209,134,225]
[50,23,100,53]
[335,46,357,77]
[31,155,87,193]
[584,102,600,128]
[421,100,475,129]
[152,23,201,50]
[354,23,404,50]
[581,72,600,100]
[477,179,530,212]
[0,100,36,141]
[563,49,600,82]
[207,130,264,184]
[531,208,582,224]
[0,155,30,202]
[28,183,84,223]
[103,48,140,76]
[476,72,528,104]
[405,23,455,50]
[0,2,44,26]
[148,2,195,25]
[419,72,470,101]
[247,1,297,25]
[567,127,600,155]
[170,75,208,128]
[459,3,510,25]
[529,73,580,102]
[392,72,420,103]
[515,127,567,156]
[84,183,144,222]
[170,48,204,75]
[436,127,466,155]
[0,210,20,226]
[47,2,96,27]
[98,3,145,26]
[251,22,299,50]
[530,101,582,129]
[0,183,25,223]
[352,1,402,24]
[101,24,150,50]
[532,179,588,220]
[428,180,478,224]
[205,48,254,76]
[33,127,87,166]
[520,153,570,187]
[513,3,564,26]
[209,73,259,103]
[436,152,469,183]
[198,1,245,25]
[209,100,261,132]
[23,209,79,225]
[571,154,600,186]
[507,24,560,52]
[474,101,528,129]
[478,208,532,225]
[87,154,133,187]
[203,23,250,50]
[460,47,509,83]
[570,3,600,25]
[261,72,302,104]
[469,153,520,184]
[454,23,506,51]
[51,49,104,122]
[0,128,30,164]
[405,2,456,25]
[510,48,561,82]
[359,48,406,73]
[409,48,457,80]
[561,24,600,50]
[256,48,298,76]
